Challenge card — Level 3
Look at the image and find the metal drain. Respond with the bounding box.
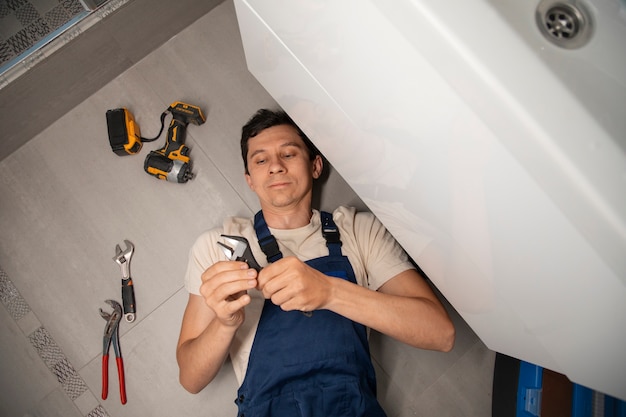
[536,0,593,49]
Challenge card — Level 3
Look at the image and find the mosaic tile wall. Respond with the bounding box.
[0,0,130,87]
[0,267,110,417]
[0,0,88,71]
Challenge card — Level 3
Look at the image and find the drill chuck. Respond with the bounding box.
[144,151,194,183]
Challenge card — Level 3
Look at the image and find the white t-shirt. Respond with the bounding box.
[184,206,414,384]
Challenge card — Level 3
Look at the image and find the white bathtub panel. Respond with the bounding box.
[234,0,626,400]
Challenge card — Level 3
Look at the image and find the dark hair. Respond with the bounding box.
[240,109,320,174]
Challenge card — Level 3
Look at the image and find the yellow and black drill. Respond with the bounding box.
[143,101,206,183]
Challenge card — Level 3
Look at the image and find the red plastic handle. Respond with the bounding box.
[101,355,109,400]
[117,357,127,404]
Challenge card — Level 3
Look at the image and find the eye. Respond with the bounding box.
[250,154,266,165]
[282,148,300,159]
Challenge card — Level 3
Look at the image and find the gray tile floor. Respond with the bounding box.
[0,1,495,416]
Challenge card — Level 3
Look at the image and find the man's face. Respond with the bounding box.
[245,124,322,211]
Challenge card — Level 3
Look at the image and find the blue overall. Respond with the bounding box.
[234,211,387,417]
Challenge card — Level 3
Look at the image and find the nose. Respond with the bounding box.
[268,157,285,174]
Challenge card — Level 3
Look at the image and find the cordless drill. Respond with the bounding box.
[144,101,206,183]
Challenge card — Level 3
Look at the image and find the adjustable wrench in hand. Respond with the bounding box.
[218,235,262,272]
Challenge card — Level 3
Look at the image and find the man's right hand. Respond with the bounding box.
[199,261,258,327]
[177,262,257,393]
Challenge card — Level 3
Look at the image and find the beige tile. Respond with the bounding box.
[410,341,495,417]
[17,310,42,336]
[374,357,414,416]
[409,379,469,417]
[74,390,100,416]
[0,305,59,416]
[21,388,84,417]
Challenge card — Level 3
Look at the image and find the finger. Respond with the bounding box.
[269,290,308,313]
[270,291,293,310]
[222,292,251,314]
[201,261,253,283]
[254,268,270,292]
[217,293,251,323]
[255,257,291,289]
[202,278,256,305]
[256,264,291,297]
[227,290,249,302]
[261,270,303,300]
[201,268,257,297]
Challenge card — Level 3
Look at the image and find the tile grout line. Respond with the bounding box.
[0,266,109,417]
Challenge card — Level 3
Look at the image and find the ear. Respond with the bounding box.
[312,155,323,179]
[245,173,254,190]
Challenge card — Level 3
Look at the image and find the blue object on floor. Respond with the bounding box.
[571,384,593,417]
[517,361,626,417]
[517,361,543,417]
[605,394,626,417]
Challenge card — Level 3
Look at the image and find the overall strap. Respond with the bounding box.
[321,211,343,257]
[254,211,283,263]
[254,211,343,262]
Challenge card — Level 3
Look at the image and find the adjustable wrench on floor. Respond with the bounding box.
[113,240,136,322]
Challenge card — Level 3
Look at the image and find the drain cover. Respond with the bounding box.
[536,0,593,49]
[545,5,582,38]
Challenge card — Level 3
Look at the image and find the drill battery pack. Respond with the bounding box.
[106,108,142,156]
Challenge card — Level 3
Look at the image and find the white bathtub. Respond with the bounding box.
[234,0,626,400]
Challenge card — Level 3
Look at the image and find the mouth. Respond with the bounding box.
[268,181,290,189]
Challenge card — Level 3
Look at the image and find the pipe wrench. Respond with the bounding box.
[113,240,136,322]
[218,235,262,272]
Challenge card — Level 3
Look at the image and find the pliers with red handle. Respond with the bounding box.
[100,299,127,404]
